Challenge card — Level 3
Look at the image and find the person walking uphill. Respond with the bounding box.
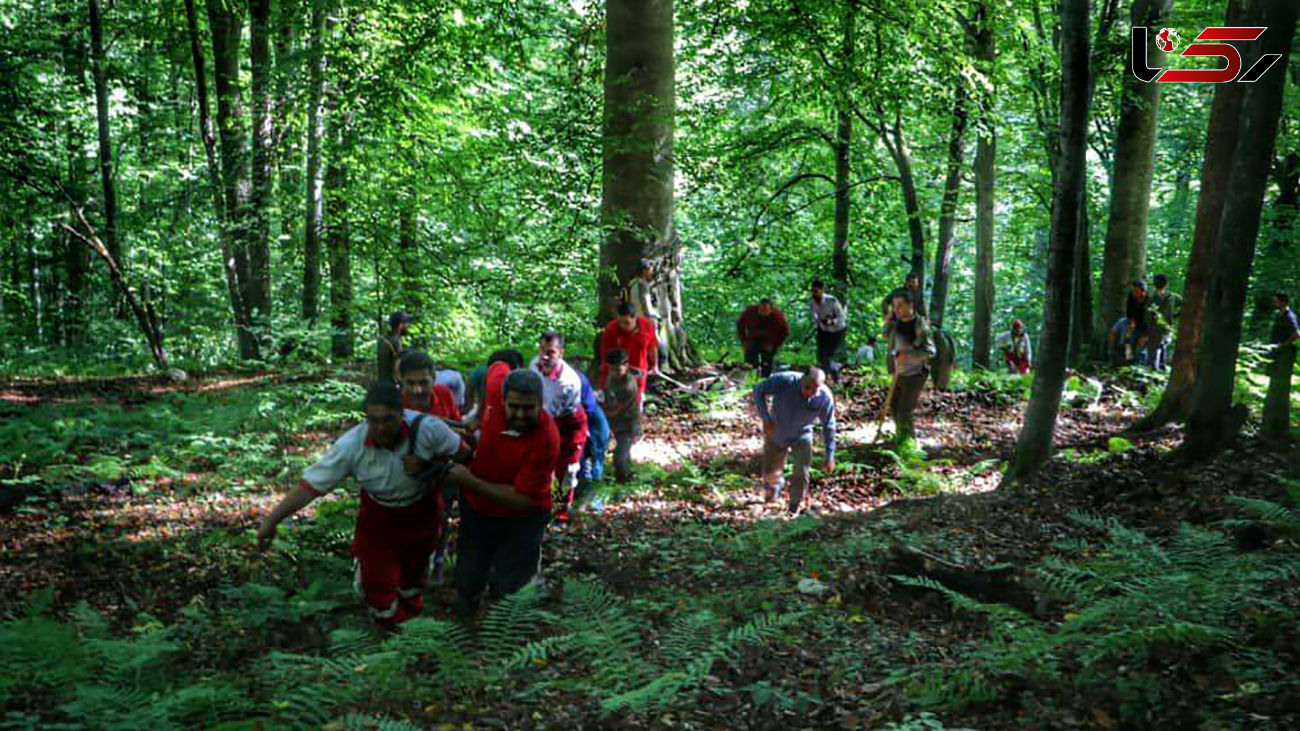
[256,382,466,629]
[737,298,790,377]
[446,368,560,618]
[884,291,936,444]
[530,331,589,522]
[809,280,848,381]
[753,367,836,514]
[1263,291,1300,439]
[598,302,659,396]
[377,311,415,385]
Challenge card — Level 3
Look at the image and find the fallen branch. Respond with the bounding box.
[60,208,184,380]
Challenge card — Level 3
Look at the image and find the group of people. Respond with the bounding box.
[256,297,664,628]
[1106,274,1182,370]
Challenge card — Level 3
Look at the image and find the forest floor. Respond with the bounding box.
[1,364,1298,730]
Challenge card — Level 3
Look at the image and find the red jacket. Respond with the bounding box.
[598,316,658,393]
[737,306,789,349]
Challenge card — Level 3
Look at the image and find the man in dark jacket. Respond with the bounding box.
[737,298,790,377]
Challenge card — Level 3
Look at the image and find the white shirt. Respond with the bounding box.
[810,294,847,332]
[996,331,1033,360]
[529,356,583,418]
[434,368,466,408]
[301,410,461,507]
[627,277,658,321]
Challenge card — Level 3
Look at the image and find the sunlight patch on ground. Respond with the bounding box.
[634,432,762,469]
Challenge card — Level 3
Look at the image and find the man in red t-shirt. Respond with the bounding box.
[399,351,461,421]
[446,367,559,615]
[598,302,660,395]
[737,298,790,377]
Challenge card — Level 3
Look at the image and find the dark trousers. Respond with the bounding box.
[744,342,779,377]
[816,329,846,378]
[453,501,550,603]
[889,373,927,442]
[1263,344,1296,437]
[611,425,642,481]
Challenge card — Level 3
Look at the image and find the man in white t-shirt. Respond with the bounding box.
[809,279,848,381]
[257,382,466,629]
[529,330,589,522]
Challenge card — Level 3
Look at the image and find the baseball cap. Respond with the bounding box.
[389,311,416,327]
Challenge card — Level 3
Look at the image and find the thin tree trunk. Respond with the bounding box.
[1095,0,1172,356]
[600,0,695,367]
[971,0,995,369]
[249,0,275,341]
[831,1,855,296]
[1005,0,1089,483]
[185,0,255,358]
[87,0,120,267]
[302,0,327,323]
[1068,193,1093,366]
[62,26,90,346]
[1184,0,1297,455]
[325,140,353,359]
[931,88,968,330]
[1139,0,1249,429]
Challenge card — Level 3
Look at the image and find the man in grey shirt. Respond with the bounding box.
[753,367,836,513]
[884,291,936,444]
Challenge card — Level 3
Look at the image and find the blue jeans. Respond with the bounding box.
[581,404,610,482]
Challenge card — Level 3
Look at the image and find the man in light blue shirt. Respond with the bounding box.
[753,367,836,513]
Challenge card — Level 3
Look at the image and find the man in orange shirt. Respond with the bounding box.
[598,302,660,396]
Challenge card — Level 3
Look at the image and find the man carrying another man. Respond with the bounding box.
[737,298,789,377]
[256,382,466,628]
[753,367,836,514]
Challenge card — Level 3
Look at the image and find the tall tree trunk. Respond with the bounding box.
[1139,0,1248,429]
[185,0,255,358]
[971,0,996,369]
[208,0,261,360]
[1068,194,1093,366]
[274,0,300,255]
[248,0,275,343]
[302,0,327,323]
[62,26,90,346]
[325,137,353,359]
[831,1,855,297]
[1094,0,1172,357]
[1005,0,1089,483]
[931,88,968,330]
[87,0,120,268]
[599,0,696,368]
[1184,1,1297,455]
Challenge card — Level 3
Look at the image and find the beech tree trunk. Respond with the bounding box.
[302,0,327,323]
[1005,0,1089,483]
[1139,0,1248,429]
[62,25,91,345]
[185,0,255,358]
[208,0,262,360]
[599,0,696,368]
[1184,0,1297,455]
[1094,0,1171,356]
[248,0,275,341]
[971,0,995,369]
[931,88,968,331]
[87,0,121,268]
